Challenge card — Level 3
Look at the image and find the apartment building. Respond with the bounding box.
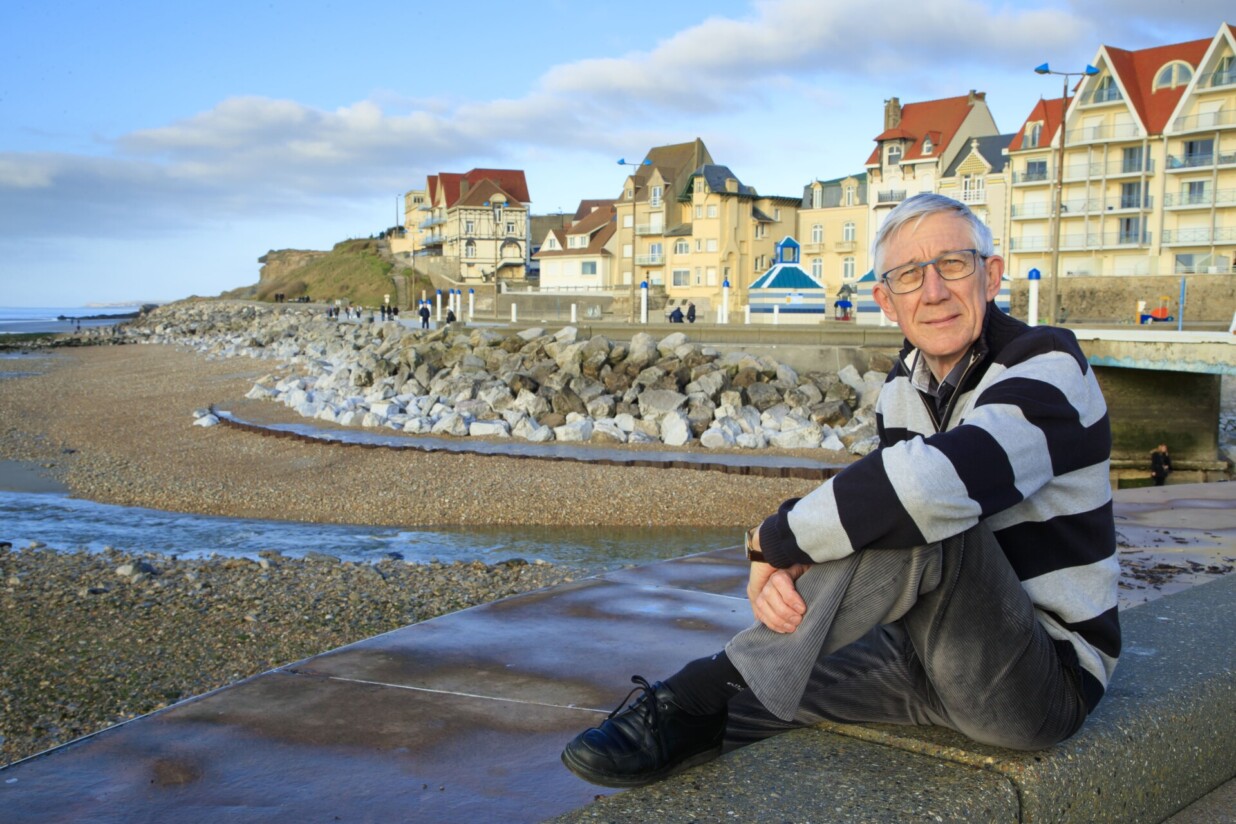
[797,174,869,296]
[1007,23,1236,279]
[937,134,1015,258]
[866,91,1001,232]
[401,168,532,283]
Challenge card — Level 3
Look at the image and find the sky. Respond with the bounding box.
[0,1,1229,306]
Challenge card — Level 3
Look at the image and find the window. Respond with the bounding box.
[464,240,476,258]
[774,208,782,221]
[1184,180,1210,206]
[707,267,717,286]
[843,257,855,280]
[887,144,902,166]
[844,186,856,206]
[811,224,823,243]
[581,261,597,276]
[625,186,633,200]
[623,214,633,228]
[1120,181,1143,210]
[1119,217,1142,245]
[1213,56,1234,87]
[1184,138,1214,166]
[465,220,475,234]
[673,269,690,286]
[843,222,856,242]
[1090,75,1121,103]
[1122,145,1145,174]
[811,187,823,208]
[506,221,516,234]
[811,258,822,279]
[1155,61,1193,90]
[695,205,703,219]
[1025,159,1048,181]
[1024,122,1042,149]
[674,240,689,255]
[755,223,766,239]
[649,242,663,260]
[962,174,985,204]
[695,239,703,252]
[922,137,933,155]
[694,267,702,285]
[650,186,662,207]
[706,204,718,218]
[568,235,586,249]
[622,243,632,258]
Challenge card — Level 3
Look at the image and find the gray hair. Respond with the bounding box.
[871,193,994,275]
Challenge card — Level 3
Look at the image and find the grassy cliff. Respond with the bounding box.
[224,239,397,307]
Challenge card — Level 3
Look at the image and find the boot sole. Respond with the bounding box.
[560,743,723,788]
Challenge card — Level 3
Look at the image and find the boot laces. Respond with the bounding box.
[607,675,659,730]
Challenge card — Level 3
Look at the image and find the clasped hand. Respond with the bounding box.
[747,561,810,633]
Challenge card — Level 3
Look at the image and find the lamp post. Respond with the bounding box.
[1034,62,1099,325]
[617,157,652,323]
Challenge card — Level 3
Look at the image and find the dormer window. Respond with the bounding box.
[650,186,662,207]
[922,137,933,155]
[1155,61,1193,90]
[887,144,902,166]
[1024,121,1043,149]
[1088,74,1121,104]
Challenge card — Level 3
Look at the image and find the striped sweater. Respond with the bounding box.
[759,306,1120,710]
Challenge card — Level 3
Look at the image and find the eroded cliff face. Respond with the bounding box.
[256,250,328,288]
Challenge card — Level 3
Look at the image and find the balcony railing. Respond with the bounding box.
[877,190,907,204]
[1064,122,1141,143]
[1081,86,1123,105]
[1009,230,1151,252]
[417,216,445,229]
[1162,226,1236,245]
[1172,108,1236,132]
[634,224,664,236]
[634,253,665,266]
[1013,169,1051,184]
[1199,68,1236,89]
[1163,188,1236,208]
[1011,195,1153,218]
[422,233,445,245]
[833,240,857,253]
[960,188,986,204]
[1166,151,1236,171]
[1063,158,1154,180]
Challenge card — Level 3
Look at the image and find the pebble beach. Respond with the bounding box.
[0,332,820,766]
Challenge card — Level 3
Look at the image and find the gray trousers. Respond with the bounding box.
[724,525,1088,751]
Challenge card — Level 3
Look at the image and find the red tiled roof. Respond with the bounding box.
[1101,36,1210,135]
[464,168,530,205]
[866,94,986,166]
[1009,96,1064,152]
[454,178,524,210]
[568,203,615,235]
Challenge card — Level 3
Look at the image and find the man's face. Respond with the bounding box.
[873,212,1004,380]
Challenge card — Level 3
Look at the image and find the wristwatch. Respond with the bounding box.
[744,526,766,564]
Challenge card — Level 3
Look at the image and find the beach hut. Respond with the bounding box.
[748,237,827,321]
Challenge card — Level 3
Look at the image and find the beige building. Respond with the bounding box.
[798,174,869,295]
[937,134,1014,260]
[1007,23,1236,280]
[533,202,616,291]
[400,169,532,284]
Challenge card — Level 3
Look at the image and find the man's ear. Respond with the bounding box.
[873,283,898,323]
[984,255,1005,302]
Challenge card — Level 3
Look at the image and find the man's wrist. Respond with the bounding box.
[744,526,766,564]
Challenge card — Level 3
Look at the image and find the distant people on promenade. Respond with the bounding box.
[687,302,696,323]
[669,307,684,323]
[446,308,457,325]
[419,303,431,329]
[1151,443,1172,486]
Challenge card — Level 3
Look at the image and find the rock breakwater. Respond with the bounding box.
[118,302,892,456]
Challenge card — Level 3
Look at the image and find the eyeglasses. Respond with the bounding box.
[880,249,984,294]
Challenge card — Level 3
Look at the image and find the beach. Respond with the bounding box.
[0,341,820,765]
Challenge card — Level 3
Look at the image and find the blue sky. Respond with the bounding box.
[1,1,1228,306]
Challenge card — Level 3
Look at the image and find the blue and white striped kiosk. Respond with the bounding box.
[748,237,827,323]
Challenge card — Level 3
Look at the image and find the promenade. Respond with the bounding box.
[2,480,1233,822]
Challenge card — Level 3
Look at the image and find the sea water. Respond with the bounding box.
[0,489,737,571]
[0,305,145,335]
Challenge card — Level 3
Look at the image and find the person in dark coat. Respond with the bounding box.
[1150,443,1172,486]
[669,307,684,323]
[418,303,431,329]
[687,302,696,323]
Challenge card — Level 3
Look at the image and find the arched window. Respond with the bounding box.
[887,144,902,166]
[464,240,476,258]
[843,222,856,243]
[811,258,823,279]
[1155,61,1193,90]
[811,224,823,243]
[843,257,855,280]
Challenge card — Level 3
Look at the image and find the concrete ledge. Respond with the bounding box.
[551,574,1236,823]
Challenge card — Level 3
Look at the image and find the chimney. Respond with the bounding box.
[968,90,986,104]
[884,97,902,130]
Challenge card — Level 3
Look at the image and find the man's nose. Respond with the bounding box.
[920,263,951,300]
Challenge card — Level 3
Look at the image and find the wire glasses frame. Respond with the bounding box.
[879,249,986,294]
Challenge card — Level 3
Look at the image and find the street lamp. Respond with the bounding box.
[618,157,652,323]
[1034,62,1099,325]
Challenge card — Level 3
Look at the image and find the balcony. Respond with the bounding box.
[833,240,857,253]
[1010,195,1153,219]
[1198,67,1236,89]
[634,224,664,236]
[1166,151,1236,171]
[417,216,445,229]
[1013,169,1051,185]
[634,253,665,266]
[877,190,907,204]
[1010,202,1053,219]
[422,233,445,246]
[1064,122,1141,144]
[1164,188,1236,209]
[1172,108,1236,132]
[960,189,986,205]
[1063,158,1155,180]
[1081,86,1123,105]
[1008,230,1151,252]
[1162,226,1236,245]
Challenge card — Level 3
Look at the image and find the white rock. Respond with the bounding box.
[554,419,594,442]
[660,411,693,446]
[469,420,511,438]
[192,414,220,427]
